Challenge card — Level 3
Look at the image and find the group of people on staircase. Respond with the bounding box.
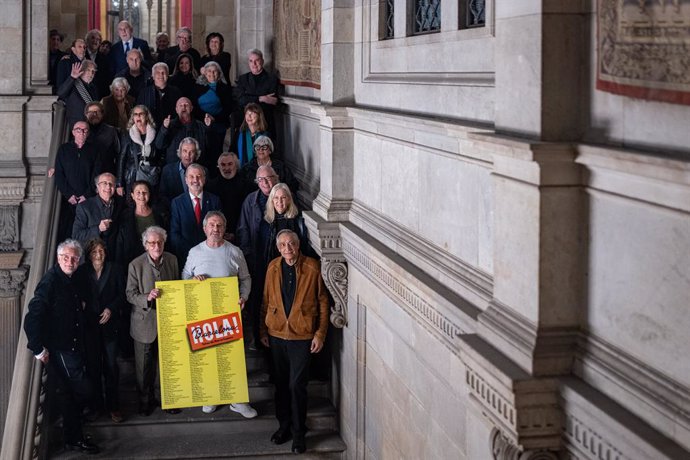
[24,22,329,456]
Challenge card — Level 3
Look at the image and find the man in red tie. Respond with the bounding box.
[169,163,221,267]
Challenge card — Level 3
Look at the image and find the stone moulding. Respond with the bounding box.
[0,267,27,296]
[563,414,623,460]
[340,222,479,348]
[575,332,690,446]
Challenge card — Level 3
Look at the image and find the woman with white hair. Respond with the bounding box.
[240,135,299,195]
[101,77,134,133]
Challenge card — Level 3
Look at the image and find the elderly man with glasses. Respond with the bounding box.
[236,165,279,347]
[72,172,126,261]
[24,239,100,454]
[126,226,181,416]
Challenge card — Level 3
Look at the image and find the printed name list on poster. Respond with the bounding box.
[155,277,249,409]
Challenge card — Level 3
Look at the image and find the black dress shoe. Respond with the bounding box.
[164,408,182,414]
[65,439,100,454]
[138,403,153,416]
[291,437,306,454]
[270,427,292,445]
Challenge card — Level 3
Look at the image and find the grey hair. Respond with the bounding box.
[126,48,144,60]
[253,135,274,152]
[185,162,207,179]
[152,62,169,75]
[247,48,263,60]
[275,229,299,246]
[85,29,102,41]
[141,226,167,248]
[203,210,227,228]
[110,76,131,93]
[94,171,116,186]
[177,137,201,159]
[176,27,192,38]
[57,239,83,258]
[81,59,97,71]
[197,61,227,84]
[217,151,239,164]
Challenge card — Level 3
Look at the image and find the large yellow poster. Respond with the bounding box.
[155,277,249,409]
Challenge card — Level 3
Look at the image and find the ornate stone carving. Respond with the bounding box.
[0,267,28,297]
[490,428,559,460]
[303,211,349,328]
[0,205,21,251]
[322,257,348,327]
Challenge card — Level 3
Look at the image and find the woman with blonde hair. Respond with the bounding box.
[263,183,312,262]
[117,105,162,197]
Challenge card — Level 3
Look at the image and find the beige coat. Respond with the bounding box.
[126,251,179,343]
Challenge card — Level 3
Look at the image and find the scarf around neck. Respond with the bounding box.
[129,124,156,160]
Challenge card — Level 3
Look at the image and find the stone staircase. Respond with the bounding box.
[47,349,346,459]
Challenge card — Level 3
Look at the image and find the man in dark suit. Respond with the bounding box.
[55,38,86,93]
[136,62,182,129]
[260,229,329,454]
[85,29,111,97]
[169,163,221,267]
[114,48,151,100]
[164,27,201,71]
[159,137,200,205]
[110,20,153,77]
[24,239,100,454]
[72,172,126,261]
[234,49,280,135]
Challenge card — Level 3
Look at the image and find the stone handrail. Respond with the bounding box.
[1,102,68,460]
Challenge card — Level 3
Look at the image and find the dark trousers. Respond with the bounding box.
[50,350,94,443]
[133,339,159,407]
[86,333,119,412]
[269,336,312,438]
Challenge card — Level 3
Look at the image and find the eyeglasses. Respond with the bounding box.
[98,181,115,187]
[146,240,163,247]
[132,112,145,116]
[86,110,102,115]
[254,145,271,152]
[73,128,89,133]
[255,175,277,184]
[58,253,80,262]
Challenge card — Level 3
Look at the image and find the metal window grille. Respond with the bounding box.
[413,0,441,35]
[383,0,395,39]
[461,0,485,29]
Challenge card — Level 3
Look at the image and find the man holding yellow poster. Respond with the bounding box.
[155,211,253,414]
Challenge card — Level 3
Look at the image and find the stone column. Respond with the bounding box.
[0,266,27,443]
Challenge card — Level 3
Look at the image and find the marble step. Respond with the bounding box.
[51,428,346,459]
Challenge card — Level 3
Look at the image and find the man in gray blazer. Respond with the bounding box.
[126,225,179,416]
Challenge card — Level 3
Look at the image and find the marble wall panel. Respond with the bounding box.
[587,192,690,387]
[494,13,542,137]
[353,133,383,210]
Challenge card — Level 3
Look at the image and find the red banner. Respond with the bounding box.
[186,312,243,351]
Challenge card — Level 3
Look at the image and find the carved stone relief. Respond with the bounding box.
[0,205,20,251]
[0,267,27,297]
[490,428,559,460]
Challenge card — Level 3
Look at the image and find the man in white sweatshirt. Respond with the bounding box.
[181,210,256,418]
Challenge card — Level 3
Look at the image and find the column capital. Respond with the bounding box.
[0,266,28,297]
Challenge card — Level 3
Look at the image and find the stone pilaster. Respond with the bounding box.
[312,105,354,222]
[0,267,28,444]
[472,133,584,377]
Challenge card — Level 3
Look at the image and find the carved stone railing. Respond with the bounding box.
[1,102,67,460]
